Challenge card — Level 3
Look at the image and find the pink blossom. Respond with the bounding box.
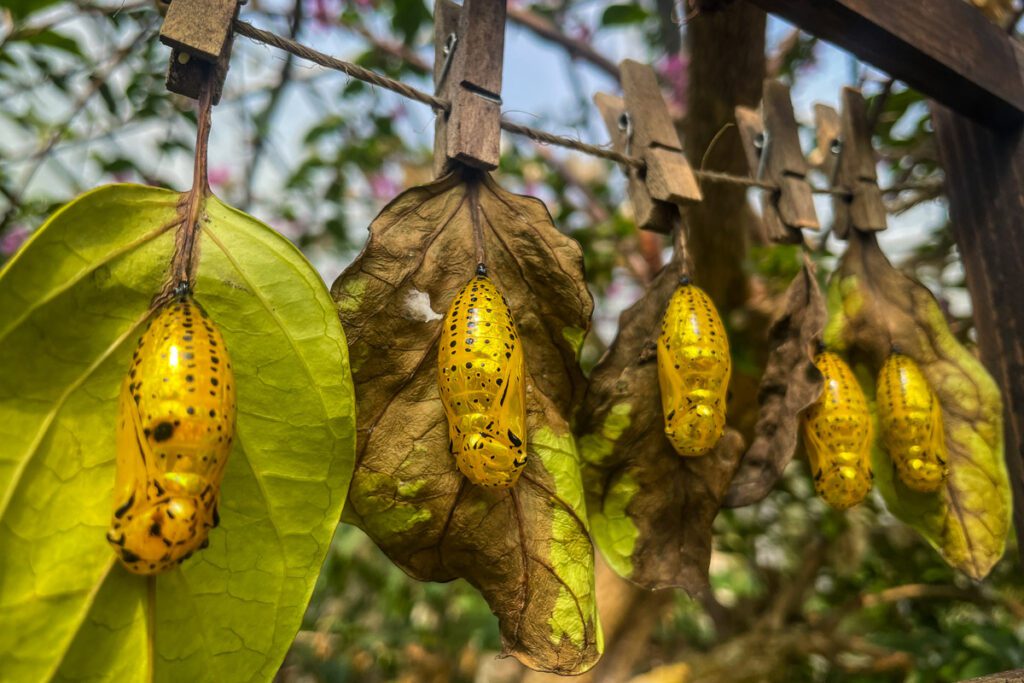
[657,53,689,113]
[389,103,407,122]
[272,218,306,241]
[308,0,340,28]
[569,22,593,45]
[1,226,30,256]
[208,166,232,189]
[368,172,400,200]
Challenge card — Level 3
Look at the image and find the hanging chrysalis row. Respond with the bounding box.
[876,352,949,492]
[437,265,527,488]
[657,278,731,457]
[801,352,874,510]
[107,291,236,574]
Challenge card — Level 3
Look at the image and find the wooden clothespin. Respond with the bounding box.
[159,0,241,104]
[735,80,819,244]
[433,0,507,176]
[809,103,841,180]
[823,88,887,238]
[593,59,702,233]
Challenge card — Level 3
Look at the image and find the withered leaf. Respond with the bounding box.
[724,257,826,508]
[825,230,1010,579]
[577,254,745,592]
[331,171,601,674]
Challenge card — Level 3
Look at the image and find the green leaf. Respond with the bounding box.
[601,4,649,26]
[7,28,84,56]
[4,0,63,21]
[824,231,1010,579]
[0,185,356,681]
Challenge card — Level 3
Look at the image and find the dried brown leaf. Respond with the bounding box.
[724,258,826,507]
[331,172,601,674]
[577,255,745,592]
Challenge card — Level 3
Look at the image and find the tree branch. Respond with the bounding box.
[244,0,303,207]
[506,7,619,82]
[2,21,153,231]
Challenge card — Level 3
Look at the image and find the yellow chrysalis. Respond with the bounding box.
[107,292,236,574]
[437,266,526,488]
[876,352,948,492]
[657,279,731,456]
[802,351,873,510]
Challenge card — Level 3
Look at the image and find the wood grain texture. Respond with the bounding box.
[593,92,676,232]
[682,1,766,311]
[160,0,238,102]
[159,0,237,61]
[810,103,841,179]
[762,80,818,231]
[733,84,809,244]
[734,104,795,243]
[931,102,1024,566]
[749,0,1024,127]
[619,60,702,209]
[833,88,887,238]
[433,0,506,173]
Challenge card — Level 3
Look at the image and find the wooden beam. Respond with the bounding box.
[930,102,1024,565]
[747,0,1024,128]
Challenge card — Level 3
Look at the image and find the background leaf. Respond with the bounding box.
[0,185,356,681]
[331,172,602,675]
[577,254,745,591]
[724,259,826,508]
[823,231,1010,579]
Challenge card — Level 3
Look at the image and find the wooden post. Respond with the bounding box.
[159,0,240,104]
[433,0,507,175]
[930,104,1024,563]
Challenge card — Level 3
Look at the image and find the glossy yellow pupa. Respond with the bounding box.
[437,265,527,488]
[657,278,731,456]
[802,351,873,510]
[876,352,948,492]
[107,290,236,574]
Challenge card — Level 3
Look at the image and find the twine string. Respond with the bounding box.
[233,20,928,200]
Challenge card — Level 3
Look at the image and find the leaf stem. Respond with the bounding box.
[166,67,216,300]
[467,174,486,270]
[673,218,692,280]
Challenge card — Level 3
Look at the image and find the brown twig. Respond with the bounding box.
[867,77,895,132]
[343,19,431,74]
[235,19,449,110]
[166,68,216,299]
[766,27,801,77]
[814,582,988,635]
[2,23,153,231]
[232,22,939,198]
[506,6,619,82]
[244,0,303,207]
